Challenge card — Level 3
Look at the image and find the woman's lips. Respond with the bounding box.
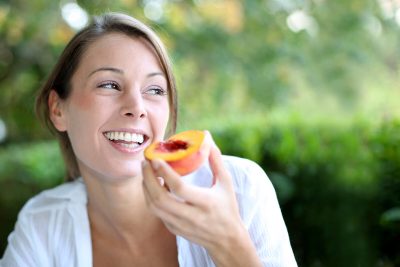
[103,130,149,154]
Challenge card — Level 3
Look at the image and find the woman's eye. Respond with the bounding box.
[146,87,167,96]
[98,81,120,90]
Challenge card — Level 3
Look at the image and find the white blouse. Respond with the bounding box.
[1,155,297,267]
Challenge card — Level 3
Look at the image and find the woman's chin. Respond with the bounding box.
[81,161,144,183]
[113,169,142,180]
[113,165,143,180]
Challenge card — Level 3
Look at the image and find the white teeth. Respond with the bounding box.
[105,131,145,143]
[136,134,144,143]
[124,132,132,142]
[120,143,140,149]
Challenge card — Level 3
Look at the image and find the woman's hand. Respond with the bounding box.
[142,133,262,267]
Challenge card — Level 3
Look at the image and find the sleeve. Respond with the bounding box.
[1,214,40,267]
[228,158,298,267]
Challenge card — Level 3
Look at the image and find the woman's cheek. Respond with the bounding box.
[155,103,170,129]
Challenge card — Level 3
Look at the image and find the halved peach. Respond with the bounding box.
[144,130,211,175]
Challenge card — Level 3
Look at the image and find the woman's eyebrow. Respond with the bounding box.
[147,72,165,78]
[88,67,123,77]
[88,68,165,78]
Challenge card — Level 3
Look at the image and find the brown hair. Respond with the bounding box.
[36,12,178,181]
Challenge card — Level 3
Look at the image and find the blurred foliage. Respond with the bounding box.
[1,0,400,266]
[372,120,400,266]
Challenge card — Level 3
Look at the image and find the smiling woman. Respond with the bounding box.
[46,33,170,182]
[36,14,178,181]
[0,12,297,267]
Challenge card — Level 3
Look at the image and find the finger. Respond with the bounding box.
[143,182,177,223]
[206,131,224,176]
[209,144,223,176]
[150,159,209,205]
[142,160,166,202]
[142,176,208,238]
[142,160,180,210]
[142,160,198,219]
[207,135,231,188]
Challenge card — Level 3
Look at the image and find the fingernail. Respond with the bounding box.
[157,177,165,186]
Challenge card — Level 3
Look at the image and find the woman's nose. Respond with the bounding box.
[120,91,147,119]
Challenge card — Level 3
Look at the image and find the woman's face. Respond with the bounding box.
[55,33,170,181]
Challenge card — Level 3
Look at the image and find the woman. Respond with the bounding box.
[1,12,297,267]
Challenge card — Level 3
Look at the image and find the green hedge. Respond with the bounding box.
[0,119,399,266]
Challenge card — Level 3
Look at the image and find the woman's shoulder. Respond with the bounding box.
[186,155,273,197]
[19,178,87,217]
[221,155,273,194]
[221,155,265,175]
[2,179,89,266]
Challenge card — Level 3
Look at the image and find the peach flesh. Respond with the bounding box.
[144,130,210,175]
[155,140,189,153]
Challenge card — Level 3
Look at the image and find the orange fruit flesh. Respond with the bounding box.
[144,130,206,162]
[154,140,189,153]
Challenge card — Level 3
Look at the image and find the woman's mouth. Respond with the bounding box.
[103,131,148,152]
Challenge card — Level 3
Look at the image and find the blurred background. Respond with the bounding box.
[1,0,400,266]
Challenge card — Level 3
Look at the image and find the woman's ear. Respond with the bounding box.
[48,90,67,132]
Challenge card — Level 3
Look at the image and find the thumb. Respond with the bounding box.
[206,132,231,187]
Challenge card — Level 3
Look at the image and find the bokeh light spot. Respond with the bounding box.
[61,2,89,30]
[0,118,7,143]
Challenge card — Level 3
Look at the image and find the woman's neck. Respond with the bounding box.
[84,174,164,247]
